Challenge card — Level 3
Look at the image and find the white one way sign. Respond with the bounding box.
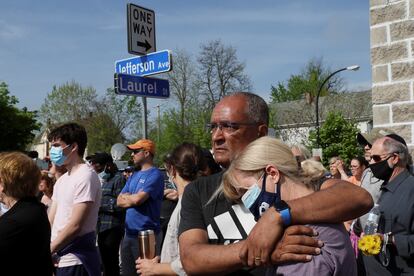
[127,3,156,55]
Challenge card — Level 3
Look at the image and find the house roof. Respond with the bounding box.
[270,90,372,129]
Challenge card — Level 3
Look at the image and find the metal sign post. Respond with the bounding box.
[142,97,148,138]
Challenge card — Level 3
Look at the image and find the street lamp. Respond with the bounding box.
[315,65,360,148]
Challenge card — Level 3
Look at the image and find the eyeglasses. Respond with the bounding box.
[206,122,257,134]
[370,152,399,163]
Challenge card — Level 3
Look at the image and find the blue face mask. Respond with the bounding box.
[98,165,111,181]
[241,172,281,221]
[50,144,70,166]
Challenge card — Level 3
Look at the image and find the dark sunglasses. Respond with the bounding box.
[132,149,144,154]
[370,152,399,163]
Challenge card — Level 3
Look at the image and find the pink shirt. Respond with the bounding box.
[51,163,101,267]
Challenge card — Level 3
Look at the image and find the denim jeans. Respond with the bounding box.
[120,234,140,276]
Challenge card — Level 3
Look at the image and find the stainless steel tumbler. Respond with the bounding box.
[138,230,156,259]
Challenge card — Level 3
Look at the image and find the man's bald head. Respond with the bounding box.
[372,137,409,167]
[210,92,269,168]
[228,92,269,126]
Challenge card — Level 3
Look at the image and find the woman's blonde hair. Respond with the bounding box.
[0,152,41,199]
[222,137,324,202]
[300,159,327,189]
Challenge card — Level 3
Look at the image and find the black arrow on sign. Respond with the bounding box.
[137,40,151,51]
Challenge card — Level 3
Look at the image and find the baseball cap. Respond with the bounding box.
[127,139,156,155]
[357,128,393,147]
[89,152,113,165]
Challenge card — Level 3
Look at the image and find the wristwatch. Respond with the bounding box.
[273,200,291,227]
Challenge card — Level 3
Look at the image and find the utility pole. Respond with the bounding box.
[156,105,160,143]
[142,97,148,139]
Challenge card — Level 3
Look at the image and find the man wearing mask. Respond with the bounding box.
[178,92,373,275]
[90,152,125,276]
[356,132,410,231]
[48,123,101,276]
[363,136,414,275]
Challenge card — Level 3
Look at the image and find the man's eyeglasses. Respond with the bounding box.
[370,152,399,163]
[206,122,257,134]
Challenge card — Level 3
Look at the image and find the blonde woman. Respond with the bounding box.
[223,137,357,276]
[0,152,53,275]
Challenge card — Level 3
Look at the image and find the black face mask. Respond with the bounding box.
[369,156,394,181]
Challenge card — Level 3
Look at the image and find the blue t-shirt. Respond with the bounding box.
[121,167,164,236]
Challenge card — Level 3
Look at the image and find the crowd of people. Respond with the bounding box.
[0,92,413,276]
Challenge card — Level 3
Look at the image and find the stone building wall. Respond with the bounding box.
[371,0,414,148]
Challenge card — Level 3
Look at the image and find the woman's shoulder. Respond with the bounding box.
[10,198,47,221]
[277,224,357,276]
[0,198,48,232]
[309,223,350,245]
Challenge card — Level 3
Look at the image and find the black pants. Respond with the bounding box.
[98,226,124,276]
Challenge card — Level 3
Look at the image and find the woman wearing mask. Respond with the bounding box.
[136,143,207,276]
[222,137,357,276]
[0,152,53,275]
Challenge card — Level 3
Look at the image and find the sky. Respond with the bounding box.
[0,0,370,118]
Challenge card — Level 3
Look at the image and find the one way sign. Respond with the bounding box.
[127,3,156,55]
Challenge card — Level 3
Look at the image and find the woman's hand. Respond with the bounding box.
[136,256,160,276]
[164,189,179,201]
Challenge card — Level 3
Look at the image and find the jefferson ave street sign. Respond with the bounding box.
[127,3,156,55]
[114,73,169,99]
[115,50,171,77]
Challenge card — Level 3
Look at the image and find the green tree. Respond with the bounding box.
[270,58,344,103]
[100,88,142,140]
[308,111,363,166]
[148,104,212,166]
[0,82,40,151]
[166,49,198,140]
[40,81,98,124]
[82,112,124,155]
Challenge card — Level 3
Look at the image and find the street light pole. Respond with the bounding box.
[315,65,360,148]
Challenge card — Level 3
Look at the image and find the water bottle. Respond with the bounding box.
[138,230,156,259]
[364,204,380,234]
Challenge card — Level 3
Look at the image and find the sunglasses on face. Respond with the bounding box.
[132,149,144,154]
[370,152,399,163]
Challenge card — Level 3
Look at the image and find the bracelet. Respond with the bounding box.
[279,208,291,226]
[273,200,291,227]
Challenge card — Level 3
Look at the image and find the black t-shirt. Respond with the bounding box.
[179,172,265,275]
[0,197,53,275]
